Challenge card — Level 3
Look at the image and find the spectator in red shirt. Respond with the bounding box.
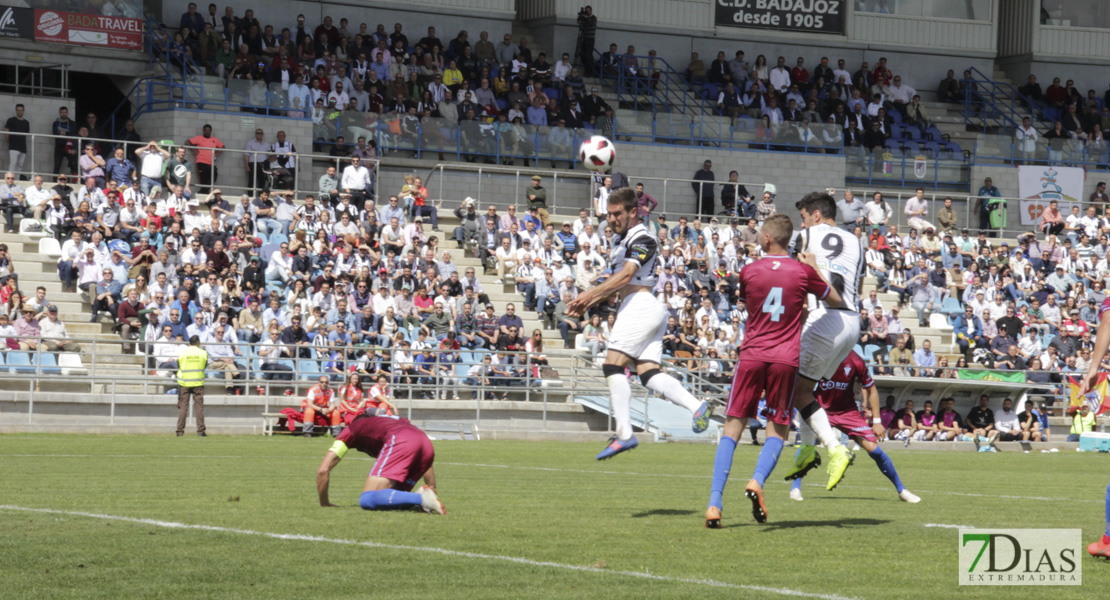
[791,57,810,89]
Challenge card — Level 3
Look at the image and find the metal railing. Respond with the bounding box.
[844,151,970,190]
[0,131,379,204]
[973,132,1110,173]
[0,60,70,97]
[420,161,769,221]
[592,51,719,119]
[962,66,1041,135]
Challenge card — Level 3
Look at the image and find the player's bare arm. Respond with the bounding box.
[566,260,638,317]
[316,449,342,507]
[1081,306,1110,394]
[865,385,885,440]
[797,251,844,309]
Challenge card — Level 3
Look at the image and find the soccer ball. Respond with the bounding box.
[578,136,616,172]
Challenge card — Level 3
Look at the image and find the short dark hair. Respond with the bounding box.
[795,191,836,221]
[607,187,637,213]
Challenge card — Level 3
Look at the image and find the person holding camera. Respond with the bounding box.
[576,6,597,77]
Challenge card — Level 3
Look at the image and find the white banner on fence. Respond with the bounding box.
[1017,165,1085,225]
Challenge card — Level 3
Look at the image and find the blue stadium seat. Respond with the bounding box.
[543,87,560,101]
[923,141,941,158]
[298,358,322,380]
[941,298,963,315]
[902,124,922,141]
[889,109,903,124]
[924,126,944,141]
[38,352,60,375]
[268,233,288,247]
[496,99,508,111]
[862,344,880,362]
[890,123,902,139]
[6,352,32,374]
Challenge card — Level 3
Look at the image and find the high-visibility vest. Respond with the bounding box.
[1072,411,1096,435]
[176,346,208,387]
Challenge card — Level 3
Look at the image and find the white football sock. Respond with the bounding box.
[606,373,633,440]
[644,373,702,413]
[796,419,818,447]
[803,406,842,450]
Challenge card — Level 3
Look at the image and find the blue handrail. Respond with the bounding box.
[962,66,1043,135]
[591,50,720,118]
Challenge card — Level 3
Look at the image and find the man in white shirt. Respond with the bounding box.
[197,273,223,307]
[311,282,337,313]
[180,237,207,268]
[340,155,373,201]
[768,56,791,93]
[861,290,884,314]
[576,241,603,270]
[493,237,519,284]
[243,128,269,190]
[887,75,916,112]
[993,398,1024,441]
[135,141,170,194]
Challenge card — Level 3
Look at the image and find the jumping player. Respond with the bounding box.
[706,214,843,527]
[783,192,866,491]
[315,414,446,514]
[566,188,712,460]
[1079,296,1110,557]
[788,351,920,503]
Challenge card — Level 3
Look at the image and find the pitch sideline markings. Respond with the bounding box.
[0,504,860,600]
[1,454,1100,504]
[924,524,974,529]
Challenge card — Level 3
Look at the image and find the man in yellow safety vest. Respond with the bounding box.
[176,335,209,437]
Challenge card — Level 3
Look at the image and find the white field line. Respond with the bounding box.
[924,524,974,529]
[0,504,859,600]
[2,455,1099,504]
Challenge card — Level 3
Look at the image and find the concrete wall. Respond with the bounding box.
[0,92,76,178]
[157,0,515,37]
[540,22,994,102]
[134,108,314,195]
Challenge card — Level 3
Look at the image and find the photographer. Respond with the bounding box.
[576,6,597,77]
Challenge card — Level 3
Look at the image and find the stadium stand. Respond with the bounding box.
[0,1,1106,445]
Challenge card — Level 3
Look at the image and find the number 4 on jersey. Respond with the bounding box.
[762,286,784,322]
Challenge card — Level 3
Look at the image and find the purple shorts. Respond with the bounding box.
[827,409,878,443]
[369,430,435,491]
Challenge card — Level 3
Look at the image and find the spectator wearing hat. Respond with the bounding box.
[525,176,549,226]
[13,306,41,351]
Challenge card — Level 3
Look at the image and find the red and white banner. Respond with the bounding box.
[33,9,142,50]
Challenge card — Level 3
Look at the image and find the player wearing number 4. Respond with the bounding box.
[787,351,920,504]
[706,214,844,527]
[566,188,713,460]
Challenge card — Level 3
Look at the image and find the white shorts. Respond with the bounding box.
[607,291,666,364]
[799,308,861,380]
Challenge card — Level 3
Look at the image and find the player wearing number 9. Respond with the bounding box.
[705,213,843,527]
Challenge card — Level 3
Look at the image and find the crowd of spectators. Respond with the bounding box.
[875,395,1052,444]
[162,3,617,162]
[1012,74,1110,166]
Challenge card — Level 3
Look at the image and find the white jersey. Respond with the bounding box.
[610,223,658,288]
[800,222,865,312]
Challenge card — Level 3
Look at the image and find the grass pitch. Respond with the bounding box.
[1,434,1107,599]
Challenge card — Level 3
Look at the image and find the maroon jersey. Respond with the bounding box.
[737,255,831,366]
[814,351,874,414]
[336,415,426,457]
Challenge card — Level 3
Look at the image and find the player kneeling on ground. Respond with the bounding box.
[706,214,843,527]
[788,351,920,504]
[316,413,445,515]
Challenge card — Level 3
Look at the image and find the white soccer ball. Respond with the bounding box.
[578,135,616,173]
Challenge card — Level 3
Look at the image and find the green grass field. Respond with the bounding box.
[1,434,1107,599]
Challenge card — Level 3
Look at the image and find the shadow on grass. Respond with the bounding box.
[724,518,890,530]
[631,508,699,518]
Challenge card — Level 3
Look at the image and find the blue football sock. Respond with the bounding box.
[868,447,905,493]
[1104,479,1110,538]
[709,436,738,509]
[751,437,784,487]
[359,489,423,511]
[791,477,803,491]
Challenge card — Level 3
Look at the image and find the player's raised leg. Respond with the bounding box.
[596,351,640,459]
